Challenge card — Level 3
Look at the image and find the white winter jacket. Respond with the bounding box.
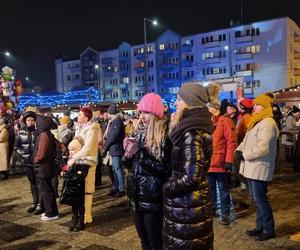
[237,117,279,181]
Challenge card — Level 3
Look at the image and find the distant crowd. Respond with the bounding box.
[1,82,300,249]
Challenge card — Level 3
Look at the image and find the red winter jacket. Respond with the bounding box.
[208,115,237,173]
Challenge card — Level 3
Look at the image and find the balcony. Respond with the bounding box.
[236,52,253,60]
[205,57,221,64]
[159,48,175,56]
[236,35,253,43]
[183,76,196,81]
[205,41,220,48]
[235,70,253,77]
[181,61,192,68]
[119,55,129,62]
[135,67,145,73]
[103,71,113,77]
[182,45,192,52]
[135,53,145,60]
[162,79,176,85]
[160,63,175,70]
[119,69,129,77]
[119,83,128,89]
[135,81,145,87]
[101,58,113,64]
[104,84,113,90]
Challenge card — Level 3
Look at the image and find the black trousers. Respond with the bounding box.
[37,177,58,217]
[95,153,102,186]
[132,211,163,250]
[24,166,39,205]
[72,186,85,219]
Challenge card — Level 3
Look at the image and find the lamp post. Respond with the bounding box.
[94,64,99,89]
[143,18,158,94]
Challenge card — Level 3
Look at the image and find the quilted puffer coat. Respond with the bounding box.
[163,107,214,250]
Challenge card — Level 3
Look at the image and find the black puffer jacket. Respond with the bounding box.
[163,107,214,250]
[14,125,36,165]
[60,164,90,205]
[126,122,171,214]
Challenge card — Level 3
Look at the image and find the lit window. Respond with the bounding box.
[159,44,165,50]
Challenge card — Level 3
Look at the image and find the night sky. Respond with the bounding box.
[1,0,299,92]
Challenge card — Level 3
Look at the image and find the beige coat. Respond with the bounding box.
[0,124,9,171]
[69,122,99,193]
[237,118,279,182]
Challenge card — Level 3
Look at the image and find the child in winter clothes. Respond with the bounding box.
[60,136,90,232]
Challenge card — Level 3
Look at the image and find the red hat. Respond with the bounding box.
[80,107,93,121]
[239,98,253,110]
[137,93,164,118]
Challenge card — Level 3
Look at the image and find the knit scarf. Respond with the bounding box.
[169,107,213,146]
[247,107,273,130]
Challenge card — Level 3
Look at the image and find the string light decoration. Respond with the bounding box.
[18,87,100,110]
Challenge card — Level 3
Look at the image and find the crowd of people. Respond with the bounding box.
[0,81,300,249]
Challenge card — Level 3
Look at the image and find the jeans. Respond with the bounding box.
[207,172,231,217]
[132,211,163,250]
[112,156,124,192]
[248,179,275,234]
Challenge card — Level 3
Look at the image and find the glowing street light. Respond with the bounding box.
[0,51,11,57]
[143,17,159,93]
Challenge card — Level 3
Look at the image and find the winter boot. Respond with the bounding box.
[73,217,85,232]
[33,204,45,215]
[27,204,37,213]
[69,216,78,232]
[0,171,8,180]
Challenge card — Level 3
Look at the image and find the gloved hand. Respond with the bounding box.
[234,150,244,162]
[224,162,232,170]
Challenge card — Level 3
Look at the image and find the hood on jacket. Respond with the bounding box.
[22,111,36,123]
[36,115,56,133]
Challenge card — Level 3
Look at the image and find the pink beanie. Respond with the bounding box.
[137,93,164,118]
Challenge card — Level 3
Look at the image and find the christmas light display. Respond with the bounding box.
[18,87,100,110]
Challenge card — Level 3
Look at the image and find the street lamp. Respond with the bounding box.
[25,77,29,81]
[0,51,11,57]
[143,17,158,93]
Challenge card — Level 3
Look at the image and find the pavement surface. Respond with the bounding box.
[0,162,300,250]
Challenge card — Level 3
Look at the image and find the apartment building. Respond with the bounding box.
[55,17,300,103]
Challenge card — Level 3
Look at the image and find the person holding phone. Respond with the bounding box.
[124,93,171,250]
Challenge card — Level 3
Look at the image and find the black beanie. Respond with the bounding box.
[107,104,118,115]
[178,83,209,107]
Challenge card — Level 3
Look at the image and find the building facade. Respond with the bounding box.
[55,57,81,93]
[55,17,300,103]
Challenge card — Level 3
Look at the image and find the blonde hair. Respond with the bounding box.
[145,114,165,159]
[169,101,190,134]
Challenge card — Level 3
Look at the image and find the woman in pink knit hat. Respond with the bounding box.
[123,93,171,250]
